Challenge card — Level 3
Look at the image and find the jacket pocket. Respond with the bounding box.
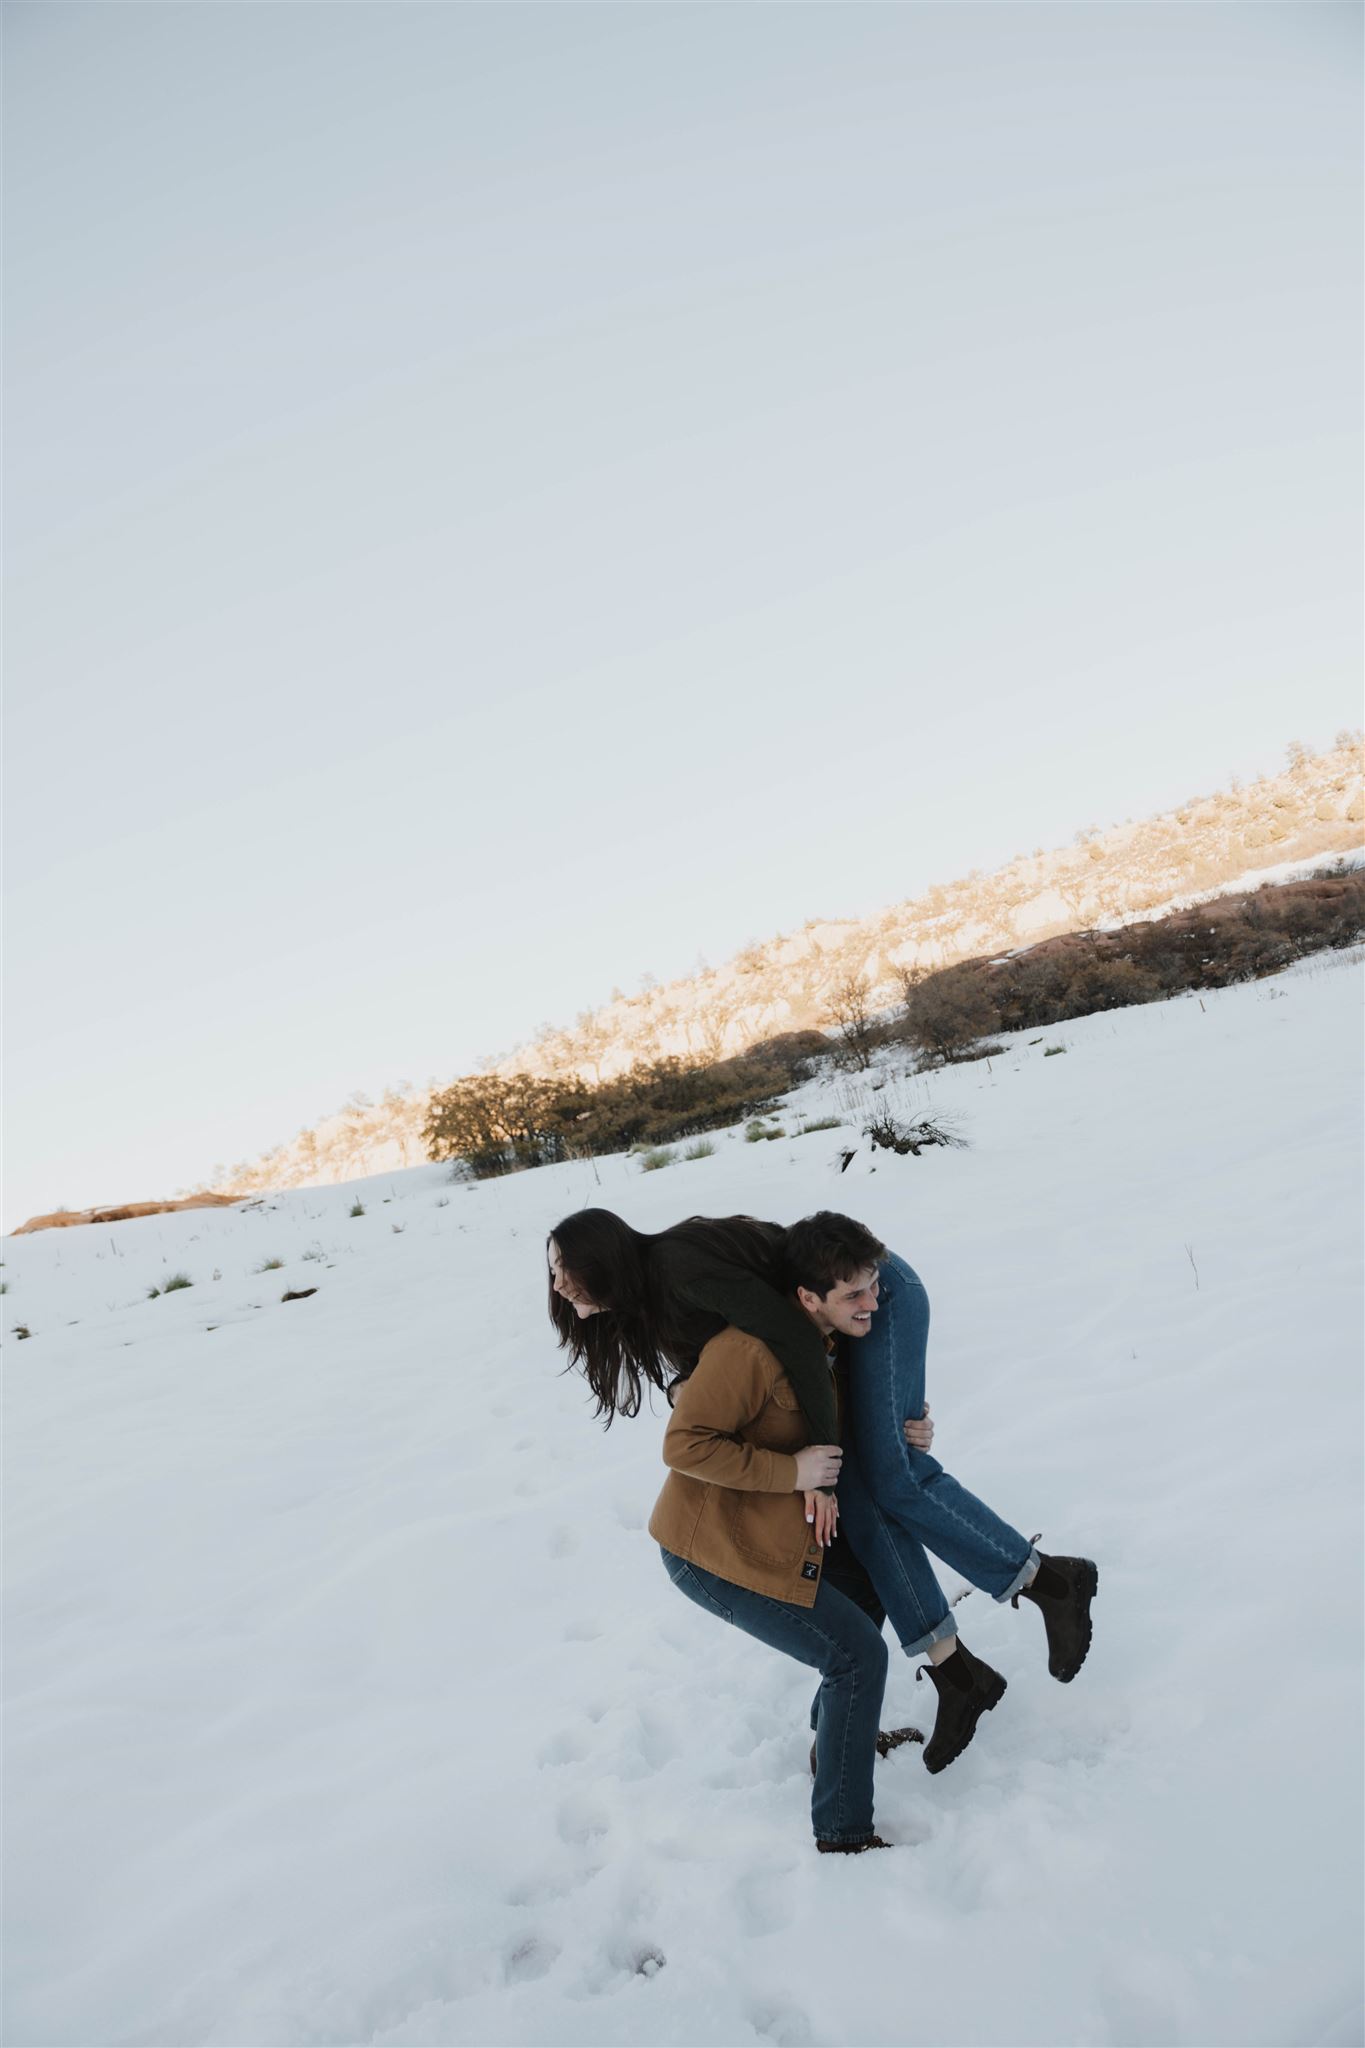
[722,1488,807,1571]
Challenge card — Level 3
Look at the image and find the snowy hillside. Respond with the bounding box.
[5,950,1363,2047]
[185,744,1363,1203]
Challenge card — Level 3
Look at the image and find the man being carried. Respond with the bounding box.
[786,1210,1098,1774]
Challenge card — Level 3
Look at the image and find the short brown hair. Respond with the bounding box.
[784,1212,887,1298]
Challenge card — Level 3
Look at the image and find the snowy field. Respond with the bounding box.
[5,952,1363,2048]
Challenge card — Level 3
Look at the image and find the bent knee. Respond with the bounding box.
[838,1626,888,1686]
[820,1606,889,1683]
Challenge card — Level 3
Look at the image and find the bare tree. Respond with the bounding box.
[827,972,878,1070]
[570,1011,611,1084]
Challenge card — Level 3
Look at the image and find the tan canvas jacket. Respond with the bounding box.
[647,1325,833,1606]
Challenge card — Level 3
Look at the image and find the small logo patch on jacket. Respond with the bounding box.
[801,1561,819,1581]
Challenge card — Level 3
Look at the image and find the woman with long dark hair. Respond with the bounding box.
[549,1206,893,1851]
[546,1207,840,1441]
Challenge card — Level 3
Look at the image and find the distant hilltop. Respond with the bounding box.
[21,736,1362,1227]
[498,737,1363,1088]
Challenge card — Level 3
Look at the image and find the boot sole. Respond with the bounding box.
[923,1672,1007,1775]
[1052,1560,1099,1683]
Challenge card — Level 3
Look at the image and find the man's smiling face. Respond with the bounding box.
[796,1266,881,1340]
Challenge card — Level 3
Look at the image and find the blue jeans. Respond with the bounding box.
[660,1547,888,1845]
[836,1252,1038,1657]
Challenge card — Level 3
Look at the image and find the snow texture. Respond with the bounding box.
[5,951,1363,2046]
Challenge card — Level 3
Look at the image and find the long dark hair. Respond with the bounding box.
[547,1208,785,1425]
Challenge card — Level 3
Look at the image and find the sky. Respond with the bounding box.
[4,1,1361,1224]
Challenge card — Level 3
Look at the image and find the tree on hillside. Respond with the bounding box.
[895,962,926,1008]
[899,964,1001,1063]
[562,1011,610,1083]
[827,972,878,1069]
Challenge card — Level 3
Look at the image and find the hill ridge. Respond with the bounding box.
[173,737,1361,1200]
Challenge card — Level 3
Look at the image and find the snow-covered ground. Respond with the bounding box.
[5,951,1363,2048]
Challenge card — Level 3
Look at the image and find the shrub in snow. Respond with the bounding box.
[864,1113,967,1157]
[422,1036,823,1178]
[893,869,1365,1062]
[898,964,1001,1062]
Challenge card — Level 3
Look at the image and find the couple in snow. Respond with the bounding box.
[547,1208,1097,1855]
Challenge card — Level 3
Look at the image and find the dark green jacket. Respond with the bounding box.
[648,1218,839,1449]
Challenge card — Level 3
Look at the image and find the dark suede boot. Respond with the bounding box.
[1014,1553,1098,1681]
[816,1834,892,1855]
[917,1641,1007,1774]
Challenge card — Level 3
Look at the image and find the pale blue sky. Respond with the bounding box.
[5,2,1361,1223]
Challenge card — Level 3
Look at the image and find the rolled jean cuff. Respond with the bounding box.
[899,1611,958,1659]
[995,1547,1041,1604]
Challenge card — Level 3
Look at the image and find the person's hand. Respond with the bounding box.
[803,1489,839,1548]
[794,1443,843,1491]
[903,1403,934,1452]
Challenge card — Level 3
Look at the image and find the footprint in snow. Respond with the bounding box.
[606,1703,678,1781]
[556,1794,610,1845]
[707,1741,794,1792]
[725,1706,784,1758]
[548,1524,578,1559]
[735,1867,798,1938]
[572,1940,667,1999]
[503,1936,560,1985]
[537,1726,593,1768]
[749,1998,815,2046]
[561,1616,604,1643]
